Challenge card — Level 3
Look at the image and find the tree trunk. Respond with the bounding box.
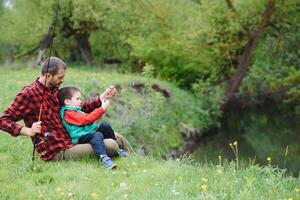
[222,0,276,110]
[34,32,53,67]
[75,32,93,65]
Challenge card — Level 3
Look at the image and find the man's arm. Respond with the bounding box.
[0,91,36,137]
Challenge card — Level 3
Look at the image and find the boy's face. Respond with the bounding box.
[65,91,82,108]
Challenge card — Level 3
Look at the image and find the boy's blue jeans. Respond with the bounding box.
[78,122,117,157]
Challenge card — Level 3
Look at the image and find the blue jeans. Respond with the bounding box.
[78,132,106,157]
[97,122,117,140]
[78,122,117,157]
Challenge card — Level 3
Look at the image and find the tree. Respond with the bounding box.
[222,0,276,110]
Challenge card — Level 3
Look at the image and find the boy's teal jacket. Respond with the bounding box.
[60,106,98,144]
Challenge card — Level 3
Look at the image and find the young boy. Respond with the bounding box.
[58,86,128,169]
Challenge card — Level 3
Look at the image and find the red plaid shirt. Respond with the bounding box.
[0,79,102,161]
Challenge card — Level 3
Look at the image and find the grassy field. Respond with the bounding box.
[0,66,299,199]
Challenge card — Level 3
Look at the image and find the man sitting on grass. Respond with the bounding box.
[0,57,132,162]
[58,86,128,169]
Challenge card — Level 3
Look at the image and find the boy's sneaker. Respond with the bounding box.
[100,155,116,169]
[118,149,129,158]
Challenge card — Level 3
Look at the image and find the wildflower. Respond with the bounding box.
[172,189,180,195]
[288,198,293,200]
[217,169,222,175]
[295,188,299,193]
[233,141,238,146]
[218,155,222,166]
[91,192,97,198]
[201,184,207,192]
[68,192,74,198]
[267,157,272,162]
[229,143,233,147]
[120,181,126,189]
[60,192,64,196]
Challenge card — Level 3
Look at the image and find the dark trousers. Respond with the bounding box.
[97,122,116,140]
[78,122,117,157]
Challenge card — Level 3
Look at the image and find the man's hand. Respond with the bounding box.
[115,132,121,139]
[20,121,42,137]
[100,85,117,102]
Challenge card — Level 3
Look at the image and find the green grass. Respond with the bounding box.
[0,66,299,199]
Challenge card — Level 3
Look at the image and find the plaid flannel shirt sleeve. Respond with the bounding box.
[81,96,102,114]
[0,91,33,137]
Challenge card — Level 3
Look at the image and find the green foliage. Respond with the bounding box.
[240,0,300,103]
[192,80,225,128]
[0,0,52,47]
[141,63,155,78]
[1,0,298,96]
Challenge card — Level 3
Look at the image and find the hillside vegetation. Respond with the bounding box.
[0,67,299,199]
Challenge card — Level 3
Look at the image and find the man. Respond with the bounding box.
[0,57,132,161]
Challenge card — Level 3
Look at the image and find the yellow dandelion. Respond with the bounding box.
[60,192,64,196]
[295,188,299,192]
[288,198,293,200]
[201,184,207,192]
[91,192,97,198]
[267,157,272,162]
[233,141,238,146]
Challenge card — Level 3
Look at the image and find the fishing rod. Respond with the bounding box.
[32,0,61,162]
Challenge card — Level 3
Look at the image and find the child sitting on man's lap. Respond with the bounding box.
[58,86,128,169]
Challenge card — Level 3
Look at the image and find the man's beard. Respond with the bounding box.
[49,79,61,88]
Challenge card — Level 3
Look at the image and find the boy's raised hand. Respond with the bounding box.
[100,85,116,102]
[101,99,110,111]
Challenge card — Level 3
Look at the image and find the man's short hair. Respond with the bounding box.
[41,57,67,76]
[58,86,80,106]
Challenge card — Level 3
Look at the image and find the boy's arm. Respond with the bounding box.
[64,108,105,126]
[81,86,116,113]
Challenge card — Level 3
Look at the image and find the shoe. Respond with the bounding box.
[118,149,129,158]
[100,155,117,169]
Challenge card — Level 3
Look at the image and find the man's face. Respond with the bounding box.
[48,66,65,88]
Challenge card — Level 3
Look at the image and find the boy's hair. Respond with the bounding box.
[58,86,80,106]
